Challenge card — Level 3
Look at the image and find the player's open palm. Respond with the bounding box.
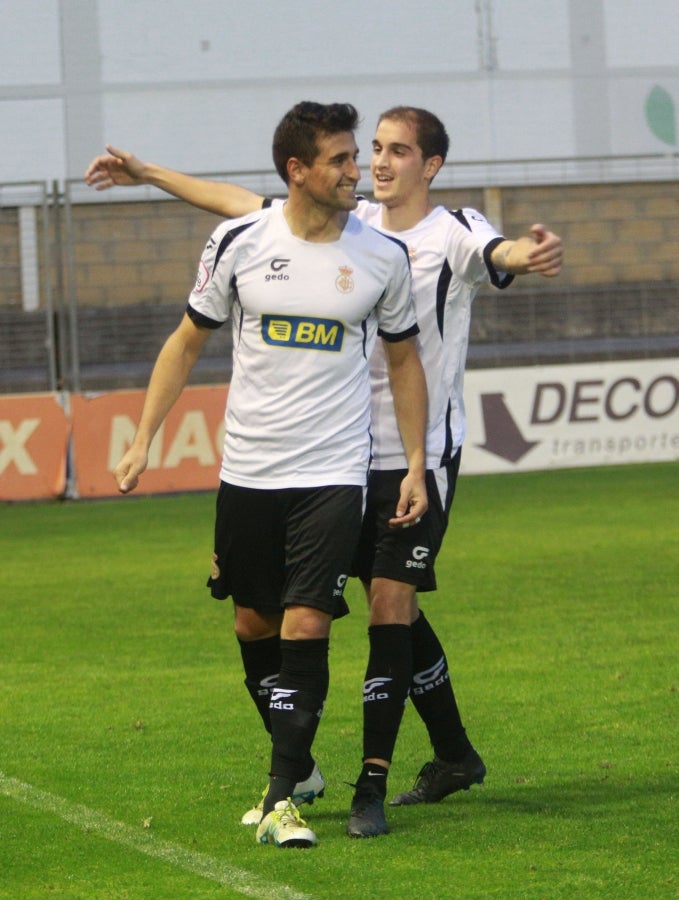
[84,145,145,190]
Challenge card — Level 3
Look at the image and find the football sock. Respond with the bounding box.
[238,634,281,734]
[362,624,412,764]
[410,611,472,761]
[263,774,297,813]
[356,761,388,799]
[264,637,329,815]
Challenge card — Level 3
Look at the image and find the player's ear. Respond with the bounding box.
[287,157,306,187]
[424,155,443,182]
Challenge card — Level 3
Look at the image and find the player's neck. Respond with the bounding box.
[380,194,433,232]
[283,197,348,243]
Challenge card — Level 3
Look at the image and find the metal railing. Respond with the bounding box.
[2,163,678,395]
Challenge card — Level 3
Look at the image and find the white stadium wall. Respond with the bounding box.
[0,0,678,184]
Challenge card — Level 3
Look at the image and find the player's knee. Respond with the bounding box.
[233,606,281,642]
[280,605,332,641]
[369,578,416,625]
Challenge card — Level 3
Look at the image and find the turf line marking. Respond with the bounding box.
[0,771,312,900]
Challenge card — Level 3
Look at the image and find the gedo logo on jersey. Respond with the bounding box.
[265,258,291,281]
[261,314,344,351]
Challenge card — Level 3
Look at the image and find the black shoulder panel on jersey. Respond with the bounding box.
[262,197,273,208]
[448,208,471,231]
[213,219,260,272]
[185,304,223,330]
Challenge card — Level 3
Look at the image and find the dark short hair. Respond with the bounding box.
[377,106,450,166]
[272,101,360,184]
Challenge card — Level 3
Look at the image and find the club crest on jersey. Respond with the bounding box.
[335,265,354,293]
[261,314,344,351]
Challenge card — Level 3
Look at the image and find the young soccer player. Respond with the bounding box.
[108,101,428,848]
[87,106,562,838]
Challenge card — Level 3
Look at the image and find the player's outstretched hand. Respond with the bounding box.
[526,224,563,277]
[84,145,146,189]
[388,471,428,529]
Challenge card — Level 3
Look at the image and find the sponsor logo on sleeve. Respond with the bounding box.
[194,260,210,293]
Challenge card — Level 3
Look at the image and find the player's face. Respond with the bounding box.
[301,131,360,212]
[371,118,431,208]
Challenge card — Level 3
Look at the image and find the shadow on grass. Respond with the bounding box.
[475,773,677,820]
[301,771,677,836]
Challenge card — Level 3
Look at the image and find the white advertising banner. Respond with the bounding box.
[461,358,679,475]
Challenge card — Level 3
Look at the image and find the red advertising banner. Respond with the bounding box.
[0,393,70,501]
[2,359,676,502]
[70,385,228,498]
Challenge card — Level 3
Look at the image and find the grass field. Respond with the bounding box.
[1,463,677,899]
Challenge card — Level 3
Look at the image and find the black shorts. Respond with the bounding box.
[352,449,461,592]
[207,482,364,618]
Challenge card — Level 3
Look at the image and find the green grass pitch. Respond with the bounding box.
[1,462,677,898]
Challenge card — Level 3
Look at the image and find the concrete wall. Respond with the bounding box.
[1,0,678,183]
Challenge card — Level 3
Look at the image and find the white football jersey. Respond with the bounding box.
[187,202,417,488]
[355,200,513,470]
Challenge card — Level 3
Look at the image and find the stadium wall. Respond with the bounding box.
[2,356,678,502]
[2,177,678,394]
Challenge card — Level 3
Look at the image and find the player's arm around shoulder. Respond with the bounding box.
[85,144,264,218]
[383,337,428,528]
[490,224,563,277]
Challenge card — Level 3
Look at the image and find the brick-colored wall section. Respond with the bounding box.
[1,180,678,311]
[435,180,679,288]
[68,179,679,307]
[67,201,220,308]
[2,180,678,392]
[0,208,21,308]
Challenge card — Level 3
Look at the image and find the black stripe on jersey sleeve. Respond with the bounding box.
[185,304,223,330]
[483,237,514,290]
[449,209,514,291]
[187,217,264,329]
[378,232,411,267]
[212,220,259,273]
[363,220,411,269]
[378,322,420,343]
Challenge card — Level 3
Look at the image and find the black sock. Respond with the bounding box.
[410,611,471,761]
[356,762,388,799]
[362,624,412,764]
[264,638,329,815]
[238,634,281,734]
[263,774,297,811]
